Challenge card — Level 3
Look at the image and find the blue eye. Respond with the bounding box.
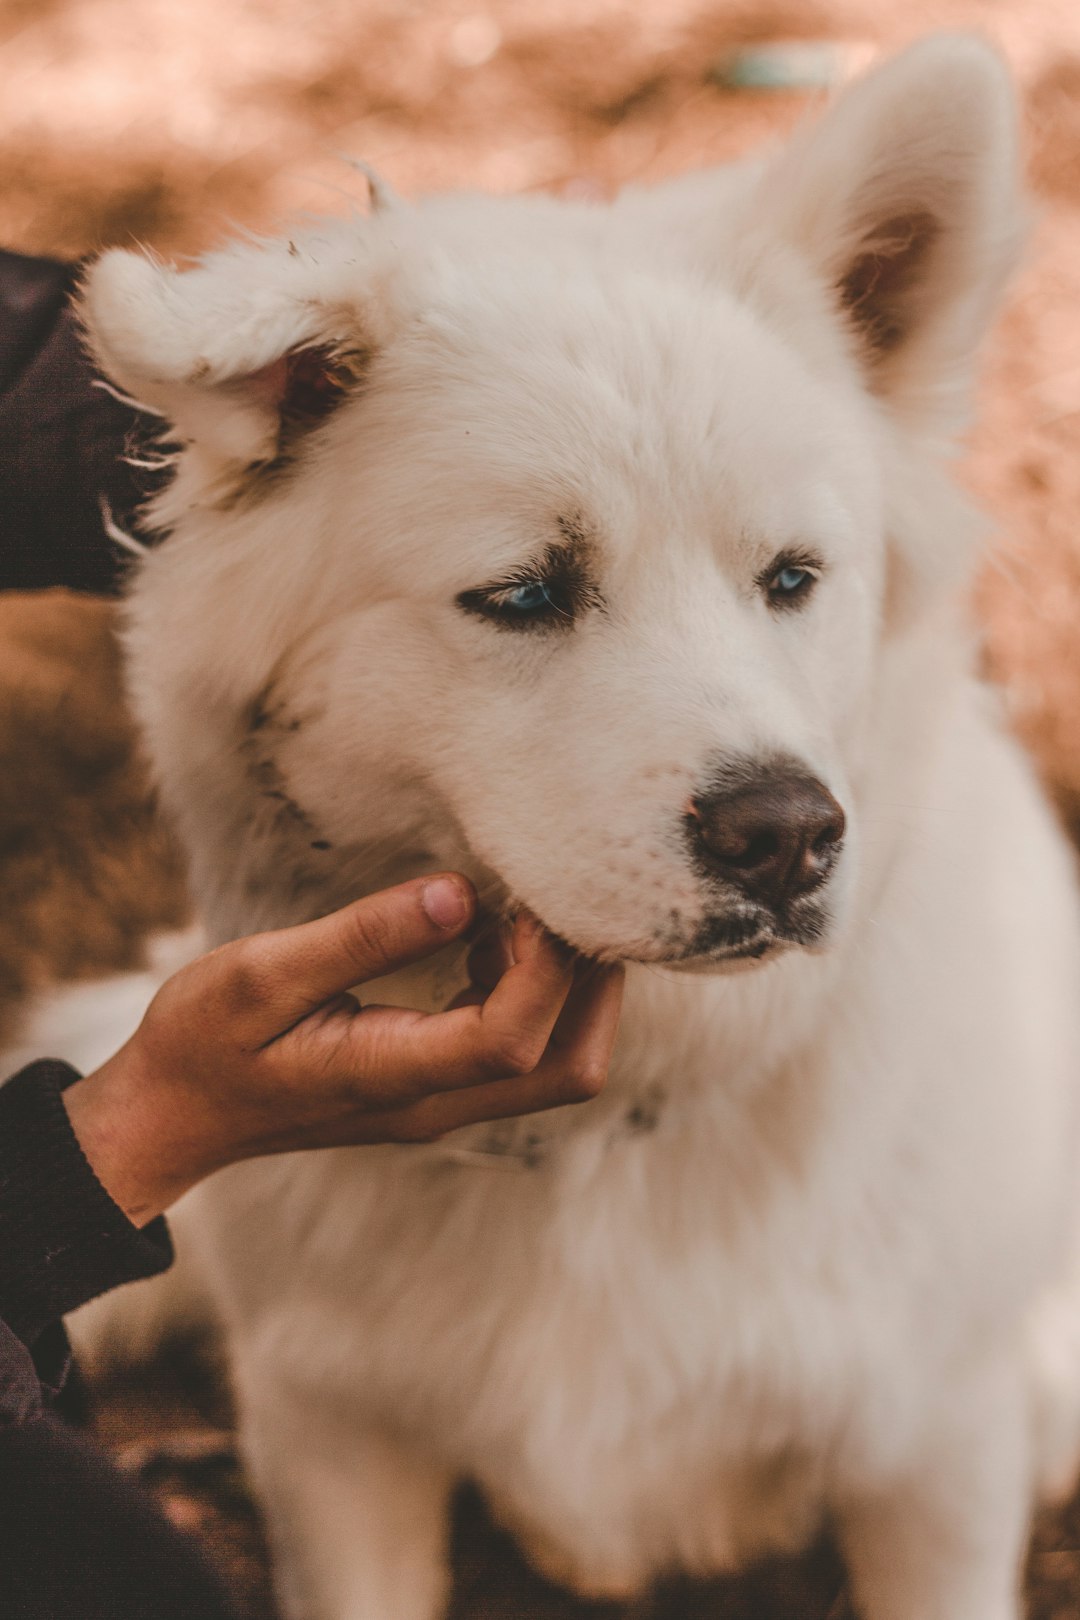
[763,557,819,608]
[505,581,556,615]
[457,557,593,630]
[470,575,573,627]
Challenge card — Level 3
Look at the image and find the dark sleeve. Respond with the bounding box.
[0,1060,172,1355]
[0,249,167,596]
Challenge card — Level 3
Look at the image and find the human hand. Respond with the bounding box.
[62,874,624,1226]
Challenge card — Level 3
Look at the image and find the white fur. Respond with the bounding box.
[78,36,1080,1620]
[0,929,202,1080]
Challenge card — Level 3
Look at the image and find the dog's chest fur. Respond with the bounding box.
[199,944,952,1578]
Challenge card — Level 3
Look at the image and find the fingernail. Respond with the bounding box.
[421,877,470,931]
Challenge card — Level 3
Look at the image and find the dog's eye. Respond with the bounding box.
[457,575,575,630]
[773,566,812,596]
[505,581,560,615]
[760,554,821,610]
[458,531,603,632]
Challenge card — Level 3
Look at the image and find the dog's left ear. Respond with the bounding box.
[748,34,1025,424]
[79,239,386,477]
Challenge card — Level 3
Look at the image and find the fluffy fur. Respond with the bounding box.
[78,35,1080,1619]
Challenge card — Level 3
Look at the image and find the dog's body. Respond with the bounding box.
[79,36,1080,1619]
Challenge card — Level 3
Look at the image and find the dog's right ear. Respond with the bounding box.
[79,237,391,483]
[742,34,1025,430]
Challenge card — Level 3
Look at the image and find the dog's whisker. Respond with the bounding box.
[98,496,149,558]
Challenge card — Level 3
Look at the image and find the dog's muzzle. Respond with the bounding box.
[662,758,847,965]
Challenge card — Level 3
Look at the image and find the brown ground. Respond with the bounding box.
[0,593,188,1047]
[4,0,1080,1614]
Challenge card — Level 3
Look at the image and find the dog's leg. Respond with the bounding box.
[833,1357,1030,1620]
[239,1387,453,1620]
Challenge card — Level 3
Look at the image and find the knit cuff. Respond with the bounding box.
[0,1060,172,1348]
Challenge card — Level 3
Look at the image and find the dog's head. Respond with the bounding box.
[82,36,1022,968]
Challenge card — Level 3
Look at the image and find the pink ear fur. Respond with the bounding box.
[751,34,1024,423]
[80,243,372,472]
[262,345,364,438]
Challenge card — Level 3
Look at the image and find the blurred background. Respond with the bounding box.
[3,1,1080,1615]
[5,0,1080,829]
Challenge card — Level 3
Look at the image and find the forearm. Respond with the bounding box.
[0,1061,172,1351]
[61,1043,211,1228]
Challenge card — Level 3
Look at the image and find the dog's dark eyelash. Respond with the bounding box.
[457,543,601,632]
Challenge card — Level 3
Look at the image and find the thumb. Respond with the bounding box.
[229,875,476,1040]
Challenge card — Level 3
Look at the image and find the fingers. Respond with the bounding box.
[459,920,622,1095]
[217,875,476,1042]
[464,924,513,995]
[363,960,625,1141]
[337,918,578,1098]
[473,913,578,1065]
[316,937,623,1118]
[242,889,625,1151]
[434,960,625,1127]
[548,959,625,1080]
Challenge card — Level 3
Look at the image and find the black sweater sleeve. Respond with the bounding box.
[0,1061,172,1352]
[0,256,176,1417]
[0,249,166,596]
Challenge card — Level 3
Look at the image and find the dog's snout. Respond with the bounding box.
[687,766,845,908]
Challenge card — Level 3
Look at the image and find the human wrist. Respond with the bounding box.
[62,1039,213,1225]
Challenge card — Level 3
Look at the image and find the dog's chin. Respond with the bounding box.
[648,901,833,976]
[497,890,832,974]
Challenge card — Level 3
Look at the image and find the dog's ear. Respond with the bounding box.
[749,35,1025,423]
[79,239,384,477]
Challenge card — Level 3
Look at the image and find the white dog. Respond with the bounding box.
[78,35,1080,1620]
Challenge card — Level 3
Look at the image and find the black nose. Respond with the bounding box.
[687,765,846,909]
